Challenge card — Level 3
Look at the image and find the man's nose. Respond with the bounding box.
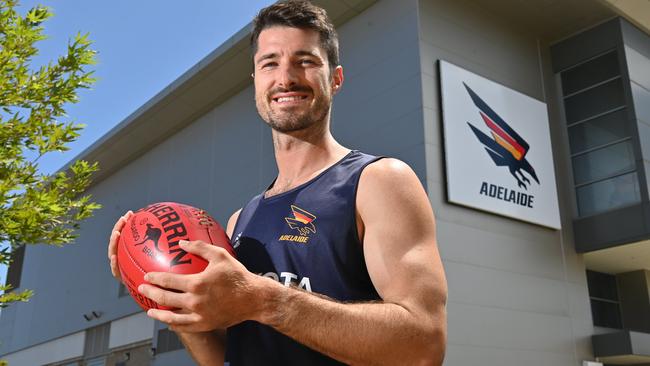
[277,63,298,88]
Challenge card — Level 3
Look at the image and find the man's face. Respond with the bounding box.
[253,26,342,133]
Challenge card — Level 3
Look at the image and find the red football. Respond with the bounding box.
[117,202,234,311]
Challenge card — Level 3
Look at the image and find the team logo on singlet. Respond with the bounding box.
[279,205,316,244]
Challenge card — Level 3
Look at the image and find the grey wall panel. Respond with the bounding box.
[336,0,418,77]
[631,82,650,126]
[0,302,17,352]
[646,161,650,200]
[205,88,276,206]
[352,108,423,155]
[636,120,650,169]
[626,46,650,91]
[158,111,218,210]
[145,86,274,223]
[142,144,173,204]
[622,19,650,61]
[447,301,577,354]
[538,37,592,311]
[336,0,426,177]
[418,0,593,364]
[333,0,424,176]
[565,280,596,349]
[336,73,423,148]
[427,175,563,253]
[445,343,577,366]
[444,260,572,317]
[418,0,544,100]
[435,218,565,280]
[423,140,444,183]
[339,38,420,102]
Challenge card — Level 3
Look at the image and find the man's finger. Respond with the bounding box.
[107,211,133,259]
[110,211,132,233]
[144,271,194,292]
[179,240,225,262]
[146,308,199,326]
[110,216,125,234]
[110,255,121,280]
[138,283,187,308]
[107,230,120,260]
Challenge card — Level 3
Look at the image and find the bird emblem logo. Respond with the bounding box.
[285,205,316,236]
[464,82,540,190]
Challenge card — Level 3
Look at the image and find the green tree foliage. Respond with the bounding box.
[0,0,100,308]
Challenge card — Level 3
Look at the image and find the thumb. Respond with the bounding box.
[179,240,219,261]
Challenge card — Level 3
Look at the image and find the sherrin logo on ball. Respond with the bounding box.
[117,202,235,311]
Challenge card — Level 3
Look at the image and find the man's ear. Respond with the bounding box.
[332,65,344,94]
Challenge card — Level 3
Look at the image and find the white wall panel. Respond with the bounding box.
[3,331,84,366]
[109,312,154,349]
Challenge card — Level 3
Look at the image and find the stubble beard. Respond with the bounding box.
[258,90,332,134]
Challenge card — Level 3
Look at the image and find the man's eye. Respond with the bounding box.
[262,62,277,69]
[300,59,314,65]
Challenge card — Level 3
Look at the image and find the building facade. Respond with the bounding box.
[1,0,649,365]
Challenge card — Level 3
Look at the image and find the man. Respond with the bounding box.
[108,1,447,365]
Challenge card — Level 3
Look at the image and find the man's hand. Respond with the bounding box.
[138,239,275,332]
[107,210,134,281]
[144,209,241,366]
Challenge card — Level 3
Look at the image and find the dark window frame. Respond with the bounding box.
[587,270,623,329]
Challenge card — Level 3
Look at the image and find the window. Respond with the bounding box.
[586,270,622,329]
[561,50,620,95]
[564,78,626,123]
[559,50,641,216]
[572,140,635,185]
[156,328,184,354]
[568,108,629,154]
[576,172,641,217]
[118,282,129,298]
[84,324,109,359]
[85,357,106,366]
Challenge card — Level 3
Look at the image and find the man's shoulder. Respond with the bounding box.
[361,158,416,185]
[357,157,425,207]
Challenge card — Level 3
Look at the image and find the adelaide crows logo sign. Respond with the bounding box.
[439,60,560,229]
[464,83,539,190]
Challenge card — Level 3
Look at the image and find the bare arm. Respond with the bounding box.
[258,158,447,365]
[174,209,241,366]
[141,159,447,365]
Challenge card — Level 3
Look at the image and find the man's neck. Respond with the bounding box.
[268,125,349,196]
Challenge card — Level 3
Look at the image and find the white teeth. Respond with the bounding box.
[276,96,305,103]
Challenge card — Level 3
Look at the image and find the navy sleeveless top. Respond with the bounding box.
[225,151,383,366]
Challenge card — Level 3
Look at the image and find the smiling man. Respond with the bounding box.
[108,1,447,365]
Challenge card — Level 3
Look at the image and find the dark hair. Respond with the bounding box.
[251,0,339,70]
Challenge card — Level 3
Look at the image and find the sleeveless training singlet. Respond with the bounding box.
[225,150,383,366]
